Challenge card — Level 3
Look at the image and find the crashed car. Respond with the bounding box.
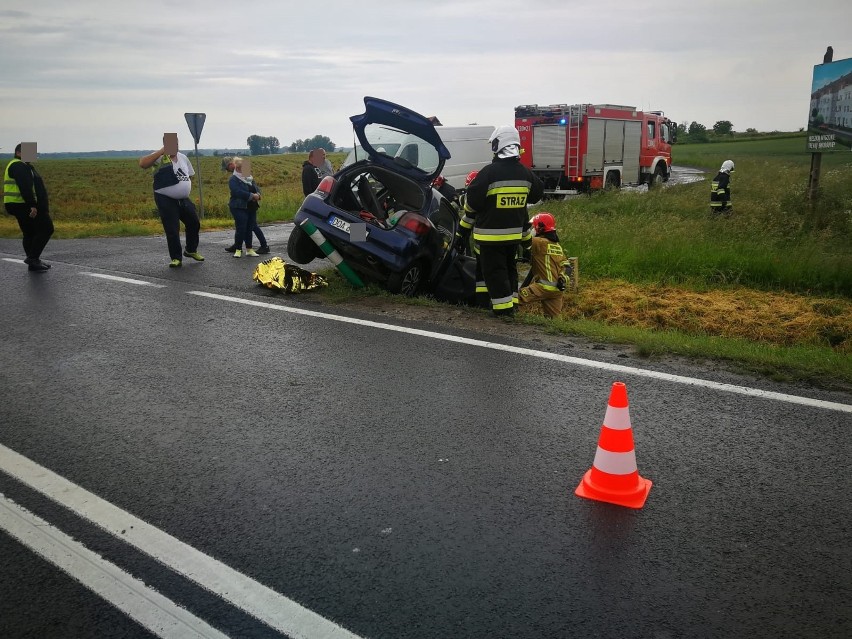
[287,96,477,302]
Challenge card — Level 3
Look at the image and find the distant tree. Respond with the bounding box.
[687,121,709,143]
[745,128,758,134]
[247,135,265,155]
[712,120,734,135]
[288,135,336,153]
[246,135,279,155]
[677,122,688,138]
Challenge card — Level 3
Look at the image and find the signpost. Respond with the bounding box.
[184,113,207,217]
[806,48,852,203]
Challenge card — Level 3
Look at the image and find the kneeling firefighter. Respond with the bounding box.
[518,212,570,318]
[462,126,544,317]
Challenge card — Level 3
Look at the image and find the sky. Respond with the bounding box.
[1,0,850,153]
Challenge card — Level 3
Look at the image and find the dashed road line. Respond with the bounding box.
[80,272,166,287]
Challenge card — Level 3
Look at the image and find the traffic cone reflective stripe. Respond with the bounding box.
[575,382,652,509]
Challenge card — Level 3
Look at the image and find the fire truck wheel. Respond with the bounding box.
[648,166,665,189]
[604,171,621,190]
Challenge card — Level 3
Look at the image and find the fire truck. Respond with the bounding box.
[515,103,676,195]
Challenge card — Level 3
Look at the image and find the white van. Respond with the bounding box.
[342,125,495,190]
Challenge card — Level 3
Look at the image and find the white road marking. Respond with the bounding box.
[0,494,229,639]
[81,272,166,287]
[0,444,364,639]
[188,291,852,414]
[2,257,26,264]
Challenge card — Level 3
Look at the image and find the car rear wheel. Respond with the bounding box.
[387,260,427,296]
[287,224,323,264]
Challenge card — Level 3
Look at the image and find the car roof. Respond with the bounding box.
[350,96,450,183]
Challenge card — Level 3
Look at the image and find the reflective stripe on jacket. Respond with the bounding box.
[3,158,26,204]
[530,236,567,291]
[710,171,731,208]
[464,158,543,245]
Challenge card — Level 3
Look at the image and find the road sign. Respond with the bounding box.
[184,113,206,145]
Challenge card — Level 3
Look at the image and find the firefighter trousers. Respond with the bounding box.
[478,243,520,316]
[519,282,563,318]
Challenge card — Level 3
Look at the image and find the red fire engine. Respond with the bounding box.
[515,103,676,195]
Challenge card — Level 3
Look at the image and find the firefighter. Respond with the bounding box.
[518,212,569,318]
[462,126,544,317]
[710,159,735,214]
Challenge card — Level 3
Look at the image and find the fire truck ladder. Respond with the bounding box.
[566,104,585,178]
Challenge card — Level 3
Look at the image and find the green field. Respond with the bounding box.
[2,139,851,385]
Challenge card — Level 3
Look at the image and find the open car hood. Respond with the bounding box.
[349,97,450,183]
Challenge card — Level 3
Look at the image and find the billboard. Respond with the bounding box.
[807,56,852,152]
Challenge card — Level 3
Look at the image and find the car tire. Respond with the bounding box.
[387,260,427,297]
[287,224,323,264]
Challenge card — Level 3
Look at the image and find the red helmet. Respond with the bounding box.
[464,170,479,187]
[531,212,556,233]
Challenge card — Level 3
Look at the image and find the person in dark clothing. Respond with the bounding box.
[3,143,54,272]
[462,126,544,317]
[301,149,324,196]
[710,159,735,214]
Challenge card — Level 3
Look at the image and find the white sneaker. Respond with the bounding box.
[233,250,242,258]
[245,248,259,257]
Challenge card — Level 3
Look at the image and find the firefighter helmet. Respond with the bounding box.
[464,170,479,187]
[489,125,521,155]
[720,160,735,173]
[531,212,557,234]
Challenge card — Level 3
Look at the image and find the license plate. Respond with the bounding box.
[329,215,368,239]
[329,215,350,233]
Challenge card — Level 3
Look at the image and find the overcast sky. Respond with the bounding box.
[1,1,849,152]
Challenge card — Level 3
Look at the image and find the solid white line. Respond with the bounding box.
[81,272,166,288]
[0,494,229,639]
[187,291,852,414]
[2,257,26,264]
[0,444,364,639]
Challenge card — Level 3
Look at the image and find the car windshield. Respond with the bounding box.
[344,124,441,175]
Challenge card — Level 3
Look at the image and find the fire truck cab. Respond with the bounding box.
[515,103,676,195]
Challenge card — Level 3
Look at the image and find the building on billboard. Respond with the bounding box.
[807,55,852,151]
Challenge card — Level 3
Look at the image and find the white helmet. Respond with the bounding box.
[489,125,521,157]
[720,160,735,173]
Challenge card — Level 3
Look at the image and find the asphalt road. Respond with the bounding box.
[1,226,851,639]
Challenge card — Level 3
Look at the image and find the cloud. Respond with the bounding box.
[1,1,850,151]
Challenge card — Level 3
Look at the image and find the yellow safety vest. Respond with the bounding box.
[3,158,27,205]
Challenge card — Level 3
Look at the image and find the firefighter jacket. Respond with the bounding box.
[528,235,568,292]
[462,157,543,245]
[710,171,732,210]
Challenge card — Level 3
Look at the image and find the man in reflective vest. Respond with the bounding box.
[3,143,53,272]
[710,159,735,214]
[463,126,543,317]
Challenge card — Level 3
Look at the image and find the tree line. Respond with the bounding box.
[675,120,803,144]
[245,134,336,156]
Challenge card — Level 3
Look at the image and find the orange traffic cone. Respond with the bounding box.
[575,381,652,509]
